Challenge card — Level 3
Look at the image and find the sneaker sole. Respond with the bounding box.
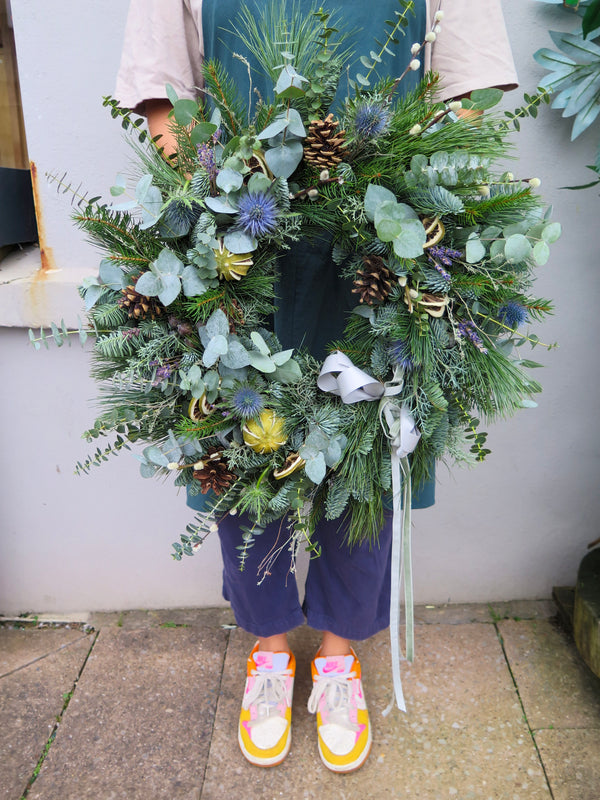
[317,726,372,773]
[238,727,291,767]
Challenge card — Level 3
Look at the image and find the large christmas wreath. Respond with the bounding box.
[37,4,558,566]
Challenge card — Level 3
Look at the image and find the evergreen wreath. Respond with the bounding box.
[35,2,559,566]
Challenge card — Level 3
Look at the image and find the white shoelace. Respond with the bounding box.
[242,669,292,727]
[307,671,360,732]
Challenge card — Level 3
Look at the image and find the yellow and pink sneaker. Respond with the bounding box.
[238,643,295,767]
[308,649,372,772]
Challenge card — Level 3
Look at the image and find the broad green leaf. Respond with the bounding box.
[144,445,170,467]
[504,233,532,263]
[135,271,160,297]
[165,83,179,105]
[139,186,163,229]
[190,122,218,146]
[206,308,229,338]
[157,273,182,306]
[257,116,290,140]
[181,265,208,297]
[284,108,306,138]
[216,168,244,194]
[468,88,504,110]
[204,195,239,214]
[264,141,303,178]
[247,172,272,194]
[98,259,125,290]
[465,234,487,263]
[376,217,404,242]
[304,451,327,484]
[541,222,562,243]
[154,248,184,276]
[364,183,396,221]
[173,98,199,126]
[223,229,257,253]
[533,240,550,265]
[391,219,427,258]
[272,358,302,384]
[271,348,293,366]
[250,331,270,355]
[203,334,228,367]
[221,339,251,369]
[247,351,277,372]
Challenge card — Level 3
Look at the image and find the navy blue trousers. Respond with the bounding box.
[217,513,394,640]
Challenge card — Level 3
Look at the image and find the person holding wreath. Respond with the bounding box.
[116,0,517,772]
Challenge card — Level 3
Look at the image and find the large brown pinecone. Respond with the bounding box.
[192,448,236,495]
[352,255,393,305]
[119,280,163,320]
[304,113,346,169]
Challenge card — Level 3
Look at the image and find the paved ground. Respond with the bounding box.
[1,600,599,800]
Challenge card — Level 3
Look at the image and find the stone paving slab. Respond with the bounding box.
[0,632,93,800]
[89,606,235,630]
[201,623,550,800]
[0,628,89,677]
[498,619,600,730]
[27,623,228,800]
[414,599,556,626]
[535,728,600,800]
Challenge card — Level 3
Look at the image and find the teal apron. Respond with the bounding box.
[189,0,434,510]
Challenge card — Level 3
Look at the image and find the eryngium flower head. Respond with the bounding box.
[236,192,279,238]
[353,102,391,139]
[232,385,264,419]
[498,301,528,329]
[390,339,414,370]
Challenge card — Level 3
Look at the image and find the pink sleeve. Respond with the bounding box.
[115,0,204,113]
[427,0,518,100]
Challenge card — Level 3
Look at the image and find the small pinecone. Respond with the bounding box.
[304,113,346,169]
[192,448,236,495]
[119,281,163,320]
[352,255,393,305]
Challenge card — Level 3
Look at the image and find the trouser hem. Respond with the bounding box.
[304,607,390,641]
[230,607,306,639]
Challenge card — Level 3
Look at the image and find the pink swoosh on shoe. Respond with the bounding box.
[323,659,345,673]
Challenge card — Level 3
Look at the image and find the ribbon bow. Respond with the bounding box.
[318,351,420,714]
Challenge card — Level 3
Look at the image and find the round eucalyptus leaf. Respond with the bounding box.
[533,240,550,266]
[504,233,532,263]
[541,222,562,243]
[157,274,182,306]
[264,141,304,179]
[392,219,427,258]
[216,168,244,194]
[466,235,487,263]
[364,183,397,221]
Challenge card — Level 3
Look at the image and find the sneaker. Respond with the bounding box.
[308,649,372,772]
[238,643,295,767]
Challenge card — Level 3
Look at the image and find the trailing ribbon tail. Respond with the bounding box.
[380,402,420,716]
[316,351,421,715]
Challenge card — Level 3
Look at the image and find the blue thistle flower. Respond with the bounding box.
[236,192,280,239]
[498,301,528,329]
[390,339,414,370]
[354,102,391,139]
[232,385,264,419]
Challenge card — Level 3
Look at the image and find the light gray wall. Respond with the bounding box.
[1,1,598,614]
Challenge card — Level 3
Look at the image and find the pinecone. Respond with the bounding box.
[119,280,163,320]
[304,113,346,169]
[352,255,393,305]
[192,448,236,495]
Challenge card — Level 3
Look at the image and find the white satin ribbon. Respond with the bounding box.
[380,402,420,716]
[317,352,421,715]
[317,351,385,403]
